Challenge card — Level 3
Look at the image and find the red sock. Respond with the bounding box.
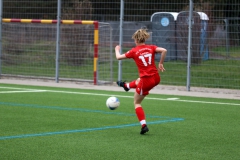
[129,80,137,88]
[135,107,146,127]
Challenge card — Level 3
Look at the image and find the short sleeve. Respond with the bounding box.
[125,49,134,58]
[151,45,158,52]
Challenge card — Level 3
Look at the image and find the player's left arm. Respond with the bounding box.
[115,45,127,60]
[155,47,167,72]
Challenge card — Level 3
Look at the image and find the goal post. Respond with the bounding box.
[2,18,99,85]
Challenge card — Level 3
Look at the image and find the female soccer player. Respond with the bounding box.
[115,28,167,134]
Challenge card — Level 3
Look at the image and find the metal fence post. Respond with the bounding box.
[110,25,113,83]
[224,18,230,58]
[55,0,61,83]
[0,0,2,78]
[118,0,124,82]
[187,0,193,91]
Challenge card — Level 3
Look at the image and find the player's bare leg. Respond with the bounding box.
[134,92,149,134]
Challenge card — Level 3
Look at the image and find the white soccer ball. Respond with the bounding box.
[106,96,120,110]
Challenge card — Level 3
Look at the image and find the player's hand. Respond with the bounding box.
[158,63,165,72]
[115,45,120,51]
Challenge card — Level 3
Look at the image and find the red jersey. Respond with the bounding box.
[125,45,158,78]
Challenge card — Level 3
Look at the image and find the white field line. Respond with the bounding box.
[0,86,45,90]
[0,86,47,93]
[0,86,239,106]
[0,90,47,93]
[47,90,240,106]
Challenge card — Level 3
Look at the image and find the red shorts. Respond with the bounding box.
[136,73,160,96]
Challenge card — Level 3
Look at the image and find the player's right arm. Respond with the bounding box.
[115,45,127,60]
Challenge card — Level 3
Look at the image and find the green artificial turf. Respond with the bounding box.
[0,84,239,160]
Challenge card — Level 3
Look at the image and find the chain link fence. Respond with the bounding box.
[1,0,240,89]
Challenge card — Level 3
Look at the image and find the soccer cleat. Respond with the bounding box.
[140,125,149,135]
[116,80,130,92]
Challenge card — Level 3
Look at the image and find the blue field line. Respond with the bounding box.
[0,118,184,140]
[0,102,174,119]
[0,102,184,140]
